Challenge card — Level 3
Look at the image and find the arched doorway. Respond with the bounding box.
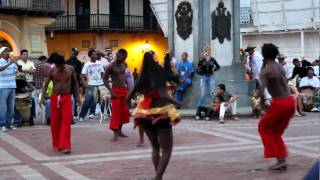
[0,31,19,55]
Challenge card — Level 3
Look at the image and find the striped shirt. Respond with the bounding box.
[0,58,17,89]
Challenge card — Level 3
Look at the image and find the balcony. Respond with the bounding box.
[0,0,64,18]
[46,14,161,32]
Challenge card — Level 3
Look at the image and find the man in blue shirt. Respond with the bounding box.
[0,47,18,131]
[176,52,194,102]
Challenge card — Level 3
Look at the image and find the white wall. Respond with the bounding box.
[242,31,320,71]
[174,0,194,62]
[210,0,234,66]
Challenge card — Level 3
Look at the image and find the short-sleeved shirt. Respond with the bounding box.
[221,91,233,102]
[17,60,35,82]
[0,58,17,89]
[81,61,105,86]
[299,76,320,88]
[34,62,49,89]
[176,61,194,80]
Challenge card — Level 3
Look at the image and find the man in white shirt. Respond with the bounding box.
[98,51,109,69]
[243,45,263,88]
[277,54,291,78]
[79,49,105,121]
[17,49,35,83]
[299,67,320,112]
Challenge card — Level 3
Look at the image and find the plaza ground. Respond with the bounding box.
[0,113,318,180]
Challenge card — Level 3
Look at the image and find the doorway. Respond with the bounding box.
[76,0,90,29]
[110,0,125,29]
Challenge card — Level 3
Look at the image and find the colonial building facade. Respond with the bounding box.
[0,0,63,57]
[46,0,167,70]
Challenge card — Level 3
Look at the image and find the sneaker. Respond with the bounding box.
[219,118,225,124]
[73,116,78,120]
[79,118,84,122]
[310,107,320,112]
[88,114,95,119]
[195,116,200,120]
[205,117,211,121]
[1,127,7,132]
[6,126,16,130]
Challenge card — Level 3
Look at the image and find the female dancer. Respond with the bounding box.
[126,52,181,180]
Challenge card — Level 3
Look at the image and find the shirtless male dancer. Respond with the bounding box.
[40,53,79,154]
[104,49,130,141]
[258,43,295,170]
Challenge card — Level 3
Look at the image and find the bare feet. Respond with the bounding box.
[136,141,144,147]
[111,134,119,142]
[119,133,128,138]
[269,158,287,171]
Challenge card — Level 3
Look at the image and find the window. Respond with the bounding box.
[31,34,42,53]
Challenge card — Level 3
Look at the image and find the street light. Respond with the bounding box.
[142,40,150,53]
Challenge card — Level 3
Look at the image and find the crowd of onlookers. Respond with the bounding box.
[0,44,319,131]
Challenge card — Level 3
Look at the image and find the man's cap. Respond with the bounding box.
[0,47,9,54]
[245,44,256,52]
[72,48,79,53]
[278,54,287,59]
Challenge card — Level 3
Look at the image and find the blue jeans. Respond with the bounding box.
[45,99,50,121]
[0,88,16,127]
[79,85,98,118]
[176,79,192,102]
[198,75,216,107]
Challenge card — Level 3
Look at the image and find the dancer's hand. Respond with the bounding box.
[110,91,117,98]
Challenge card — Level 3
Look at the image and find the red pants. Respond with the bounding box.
[50,94,72,150]
[110,87,130,130]
[258,96,295,158]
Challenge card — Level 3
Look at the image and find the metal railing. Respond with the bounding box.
[0,0,63,10]
[46,14,160,31]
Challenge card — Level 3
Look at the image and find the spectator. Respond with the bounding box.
[79,49,105,121]
[17,49,36,125]
[0,47,18,131]
[106,52,113,63]
[124,63,134,91]
[195,46,220,120]
[175,52,194,102]
[215,84,239,123]
[312,59,319,77]
[243,44,263,88]
[98,51,109,69]
[132,68,139,84]
[289,58,312,82]
[277,54,290,78]
[17,49,35,83]
[34,56,49,90]
[251,89,262,118]
[66,48,82,120]
[205,95,223,120]
[299,67,320,112]
[169,50,177,70]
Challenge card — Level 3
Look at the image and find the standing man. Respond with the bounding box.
[176,52,194,102]
[258,43,295,170]
[17,49,36,125]
[40,53,79,154]
[0,47,18,131]
[104,49,130,141]
[79,49,105,121]
[277,54,290,79]
[243,44,263,89]
[66,48,82,121]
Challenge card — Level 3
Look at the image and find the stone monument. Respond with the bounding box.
[168,0,255,108]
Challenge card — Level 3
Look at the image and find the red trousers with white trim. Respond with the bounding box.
[258,96,295,158]
[50,94,72,150]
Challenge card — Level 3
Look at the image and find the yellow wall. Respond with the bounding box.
[46,31,168,71]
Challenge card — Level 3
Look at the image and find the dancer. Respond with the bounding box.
[40,53,79,154]
[104,49,130,141]
[126,52,181,180]
[258,43,295,170]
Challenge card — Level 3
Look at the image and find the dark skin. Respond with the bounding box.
[126,78,181,180]
[103,52,128,141]
[259,59,291,169]
[39,64,79,107]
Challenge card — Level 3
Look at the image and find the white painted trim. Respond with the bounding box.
[0,20,21,33]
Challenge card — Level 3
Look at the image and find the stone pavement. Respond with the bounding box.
[0,113,319,180]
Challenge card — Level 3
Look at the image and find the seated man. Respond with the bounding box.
[215,84,239,123]
[299,67,320,112]
[175,52,194,102]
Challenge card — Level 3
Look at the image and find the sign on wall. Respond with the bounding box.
[212,1,231,44]
[175,1,193,40]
